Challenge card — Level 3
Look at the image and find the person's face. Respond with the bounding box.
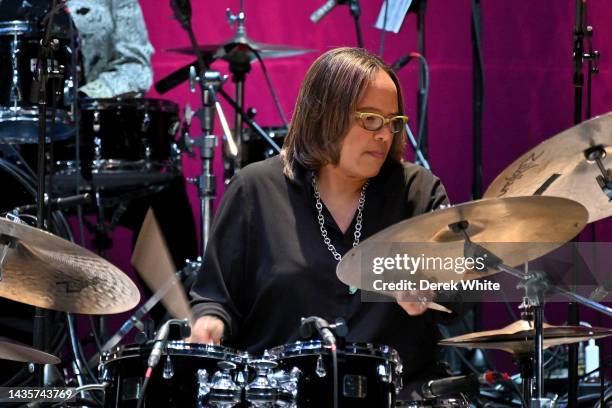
[335,70,400,180]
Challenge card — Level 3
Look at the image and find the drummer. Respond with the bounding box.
[189,47,461,397]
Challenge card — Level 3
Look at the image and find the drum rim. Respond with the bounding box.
[0,20,33,34]
[101,341,246,364]
[268,340,401,363]
[79,98,179,112]
[0,20,69,37]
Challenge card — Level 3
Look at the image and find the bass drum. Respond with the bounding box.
[100,342,248,408]
[268,341,403,408]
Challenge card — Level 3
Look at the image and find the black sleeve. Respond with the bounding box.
[190,174,250,339]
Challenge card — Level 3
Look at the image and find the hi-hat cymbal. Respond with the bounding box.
[336,196,587,288]
[0,217,139,314]
[0,337,60,364]
[485,112,612,223]
[167,34,315,63]
[439,320,612,354]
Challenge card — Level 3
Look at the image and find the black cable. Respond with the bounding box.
[253,51,289,127]
[504,378,528,408]
[470,0,485,200]
[413,54,430,157]
[136,375,152,408]
[88,316,103,353]
[377,0,389,57]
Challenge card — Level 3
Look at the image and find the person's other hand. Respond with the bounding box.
[396,289,434,316]
[186,315,225,345]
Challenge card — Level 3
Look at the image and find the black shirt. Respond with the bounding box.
[190,156,451,381]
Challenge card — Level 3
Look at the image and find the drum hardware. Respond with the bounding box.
[244,359,280,406]
[30,1,70,384]
[206,361,243,407]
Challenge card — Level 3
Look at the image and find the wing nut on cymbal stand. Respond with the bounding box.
[583,145,612,200]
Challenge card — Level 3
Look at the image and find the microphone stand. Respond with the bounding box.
[33,0,64,386]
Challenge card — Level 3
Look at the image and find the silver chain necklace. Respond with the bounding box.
[312,174,368,262]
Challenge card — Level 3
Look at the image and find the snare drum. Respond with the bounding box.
[100,342,248,408]
[0,20,75,143]
[53,98,181,191]
[268,341,403,408]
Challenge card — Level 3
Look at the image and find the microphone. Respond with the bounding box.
[15,193,91,212]
[589,277,612,302]
[300,316,336,346]
[391,52,420,72]
[310,0,338,23]
[147,319,190,369]
[421,371,510,398]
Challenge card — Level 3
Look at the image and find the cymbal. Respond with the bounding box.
[439,319,612,354]
[167,34,315,63]
[0,337,60,364]
[484,112,612,223]
[0,217,139,314]
[336,196,587,287]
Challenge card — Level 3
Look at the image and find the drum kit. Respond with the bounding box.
[0,2,610,408]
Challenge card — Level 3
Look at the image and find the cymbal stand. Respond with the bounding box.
[171,0,237,255]
[33,0,64,385]
[452,221,612,407]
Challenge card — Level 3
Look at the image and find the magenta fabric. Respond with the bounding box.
[98,0,611,372]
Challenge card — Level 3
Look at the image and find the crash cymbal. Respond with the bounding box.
[167,35,315,63]
[336,196,587,288]
[0,217,139,314]
[439,320,612,354]
[485,112,612,223]
[0,337,60,364]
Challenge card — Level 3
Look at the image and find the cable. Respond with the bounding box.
[412,53,430,157]
[136,368,153,408]
[254,51,289,127]
[88,315,103,353]
[378,0,389,57]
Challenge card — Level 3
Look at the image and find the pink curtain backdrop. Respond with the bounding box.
[93,0,611,371]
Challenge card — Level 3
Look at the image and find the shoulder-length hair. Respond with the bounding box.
[281,47,406,179]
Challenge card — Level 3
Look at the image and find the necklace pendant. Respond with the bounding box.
[348,285,358,295]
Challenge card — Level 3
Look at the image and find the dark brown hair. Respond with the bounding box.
[281,47,406,179]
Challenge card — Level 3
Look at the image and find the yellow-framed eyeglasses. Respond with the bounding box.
[355,112,409,134]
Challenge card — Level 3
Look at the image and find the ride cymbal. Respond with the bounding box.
[337,196,587,288]
[0,217,139,314]
[485,112,612,223]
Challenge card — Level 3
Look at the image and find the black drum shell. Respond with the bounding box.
[269,341,402,408]
[100,342,247,408]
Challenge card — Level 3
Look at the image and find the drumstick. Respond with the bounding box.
[427,302,452,314]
